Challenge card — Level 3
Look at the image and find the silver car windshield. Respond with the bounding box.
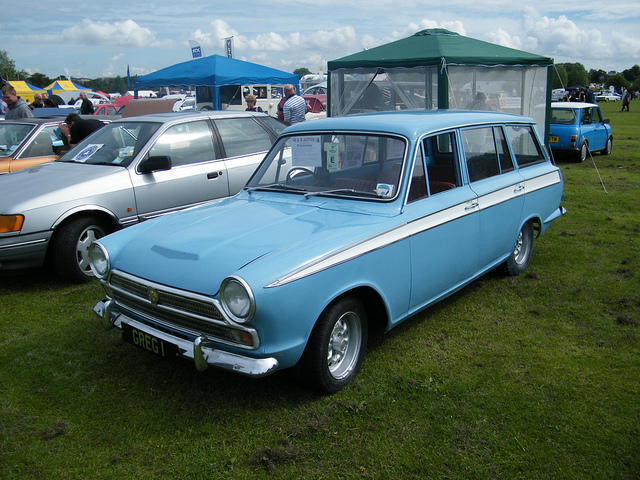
[0,123,35,156]
[247,133,407,200]
[58,121,161,167]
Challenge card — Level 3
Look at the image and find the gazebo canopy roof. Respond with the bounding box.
[328,29,553,70]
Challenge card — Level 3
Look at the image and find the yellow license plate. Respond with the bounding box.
[549,136,559,143]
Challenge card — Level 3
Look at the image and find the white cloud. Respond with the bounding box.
[61,19,157,47]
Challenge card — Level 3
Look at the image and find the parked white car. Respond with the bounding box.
[595,91,621,102]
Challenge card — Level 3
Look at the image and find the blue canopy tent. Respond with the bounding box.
[133,55,299,112]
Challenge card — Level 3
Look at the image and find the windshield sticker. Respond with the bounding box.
[343,145,365,169]
[376,183,394,198]
[72,144,104,163]
[291,136,322,167]
[325,143,340,172]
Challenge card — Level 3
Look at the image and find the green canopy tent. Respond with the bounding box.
[327,29,554,141]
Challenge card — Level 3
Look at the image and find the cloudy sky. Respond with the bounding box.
[3,0,639,81]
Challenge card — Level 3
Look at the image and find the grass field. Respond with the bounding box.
[1,100,638,479]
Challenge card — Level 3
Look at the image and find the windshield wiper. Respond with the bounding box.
[304,188,380,199]
[246,183,308,194]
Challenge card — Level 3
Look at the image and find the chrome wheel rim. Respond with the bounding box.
[327,312,362,380]
[76,226,105,275]
[512,227,531,265]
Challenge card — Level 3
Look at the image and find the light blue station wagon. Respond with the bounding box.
[92,110,565,393]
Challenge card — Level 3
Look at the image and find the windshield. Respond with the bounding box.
[247,132,406,200]
[0,123,35,156]
[58,121,161,167]
[551,109,577,125]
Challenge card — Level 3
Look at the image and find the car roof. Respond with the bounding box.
[109,110,272,124]
[551,102,597,109]
[283,110,535,138]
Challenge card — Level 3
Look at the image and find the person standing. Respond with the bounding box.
[585,85,596,104]
[79,91,94,114]
[282,84,306,125]
[245,94,263,112]
[30,93,44,109]
[1,84,34,119]
[621,89,631,112]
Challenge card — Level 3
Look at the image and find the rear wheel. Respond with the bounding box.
[577,141,588,162]
[296,297,368,393]
[51,216,108,283]
[506,222,534,276]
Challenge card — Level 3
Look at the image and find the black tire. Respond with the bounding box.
[577,141,588,163]
[296,297,368,393]
[51,216,107,283]
[601,136,612,155]
[506,221,534,276]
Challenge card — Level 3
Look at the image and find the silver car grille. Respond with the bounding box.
[108,271,256,348]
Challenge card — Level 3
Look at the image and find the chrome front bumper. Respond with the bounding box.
[93,299,278,377]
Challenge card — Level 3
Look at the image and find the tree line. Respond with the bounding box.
[2,50,639,95]
[552,63,640,92]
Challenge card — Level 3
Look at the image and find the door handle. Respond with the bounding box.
[514,183,525,193]
[464,201,479,211]
[207,171,220,179]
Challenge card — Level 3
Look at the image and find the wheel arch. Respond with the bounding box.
[46,208,120,258]
[521,215,542,238]
[322,285,389,338]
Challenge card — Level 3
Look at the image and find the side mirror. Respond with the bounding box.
[603,118,610,124]
[139,155,171,173]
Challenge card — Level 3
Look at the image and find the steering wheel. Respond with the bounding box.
[286,167,317,184]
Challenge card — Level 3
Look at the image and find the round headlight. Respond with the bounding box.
[220,276,255,323]
[89,242,110,279]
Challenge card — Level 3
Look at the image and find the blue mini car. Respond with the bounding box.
[549,102,613,162]
[92,110,565,393]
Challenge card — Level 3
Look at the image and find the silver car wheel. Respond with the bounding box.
[75,224,106,276]
[327,311,362,381]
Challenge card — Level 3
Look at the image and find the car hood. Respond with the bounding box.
[107,192,396,294]
[0,161,130,213]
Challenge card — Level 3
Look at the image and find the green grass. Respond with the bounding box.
[1,100,639,479]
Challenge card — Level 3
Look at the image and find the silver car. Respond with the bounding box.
[0,111,285,282]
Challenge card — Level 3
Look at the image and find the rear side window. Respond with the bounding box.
[461,126,500,182]
[215,117,274,158]
[505,125,546,168]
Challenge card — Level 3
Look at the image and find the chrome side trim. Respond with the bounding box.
[267,169,563,288]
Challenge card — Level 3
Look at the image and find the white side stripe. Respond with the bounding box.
[266,169,562,288]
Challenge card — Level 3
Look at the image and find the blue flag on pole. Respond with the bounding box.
[189,40,203,58]
[225,37,233,58]
[127,64,131,88]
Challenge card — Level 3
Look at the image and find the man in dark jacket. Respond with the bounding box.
[58,113,104,148]
[79,91,95,114]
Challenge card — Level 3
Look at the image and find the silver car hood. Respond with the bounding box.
[0,161,131,214]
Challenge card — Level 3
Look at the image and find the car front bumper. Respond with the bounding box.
[93,298,279,377]
[0,231,52,271]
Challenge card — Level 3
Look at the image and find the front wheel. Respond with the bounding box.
[506,222,534,276]
[601,137,612,155]
[296,297,368,393]
[51,216,108,283]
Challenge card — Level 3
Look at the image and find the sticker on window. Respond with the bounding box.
[343,144,364,169]
[325,142,340,172]
[72,144,104,163]
[291,136,322,167]
[376,183,394,198]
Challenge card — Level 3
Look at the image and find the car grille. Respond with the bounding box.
[108,271,255,348]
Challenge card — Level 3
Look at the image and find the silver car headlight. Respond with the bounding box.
[220,276,255,324]
[89,242,110,279]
